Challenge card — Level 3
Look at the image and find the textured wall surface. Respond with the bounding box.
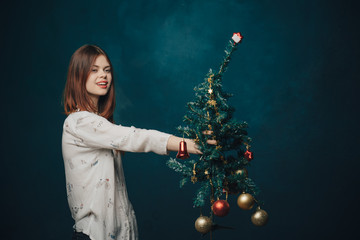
[1,0,359,239]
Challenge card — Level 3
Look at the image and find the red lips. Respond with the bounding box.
[96,81,108,88]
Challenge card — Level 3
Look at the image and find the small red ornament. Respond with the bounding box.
[211,200,230,217]
[244,150,254,161]
[176,140,190,159]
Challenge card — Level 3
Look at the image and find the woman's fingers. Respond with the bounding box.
[202,130,213,135]
[206,139,217,145]
[194,131,216,145]
[199,131,216,145]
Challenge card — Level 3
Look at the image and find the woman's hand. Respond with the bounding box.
[203,130,217,144]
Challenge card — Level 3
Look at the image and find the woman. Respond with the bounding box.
[62,45,208,240]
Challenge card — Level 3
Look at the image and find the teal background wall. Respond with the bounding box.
[1,0,359,239]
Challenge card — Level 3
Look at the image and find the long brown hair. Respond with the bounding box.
[63,44,115,122]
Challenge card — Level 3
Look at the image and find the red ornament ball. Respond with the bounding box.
[244,150,254,161]
[211,200,230,217]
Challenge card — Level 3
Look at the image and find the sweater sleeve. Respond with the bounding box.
[67,112,172,155]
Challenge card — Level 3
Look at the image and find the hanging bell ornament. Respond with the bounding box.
[244,150,253,161]
[237,193,255,210]
[251,207,269,226]
[176,140,190,159]
[244,144,254,161]
[195,215,212,234]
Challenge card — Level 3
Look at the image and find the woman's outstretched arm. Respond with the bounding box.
[166,135,217,154]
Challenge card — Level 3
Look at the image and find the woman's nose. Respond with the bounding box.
[99,70,107,78]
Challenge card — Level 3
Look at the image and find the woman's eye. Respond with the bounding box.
[105,69,111,73]
[92,69,98,72]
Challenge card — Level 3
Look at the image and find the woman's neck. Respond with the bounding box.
[89,95,99,109]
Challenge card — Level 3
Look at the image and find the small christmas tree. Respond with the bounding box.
[167,33,268,234]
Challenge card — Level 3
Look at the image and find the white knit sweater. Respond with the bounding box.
[62,111,171,240]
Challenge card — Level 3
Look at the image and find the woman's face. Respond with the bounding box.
[86,54,112,104]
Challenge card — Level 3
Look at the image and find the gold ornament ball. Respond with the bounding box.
[235,168,248,177]
[251,208,269,226]
[195,216,212,234]
[237,193,255,210]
